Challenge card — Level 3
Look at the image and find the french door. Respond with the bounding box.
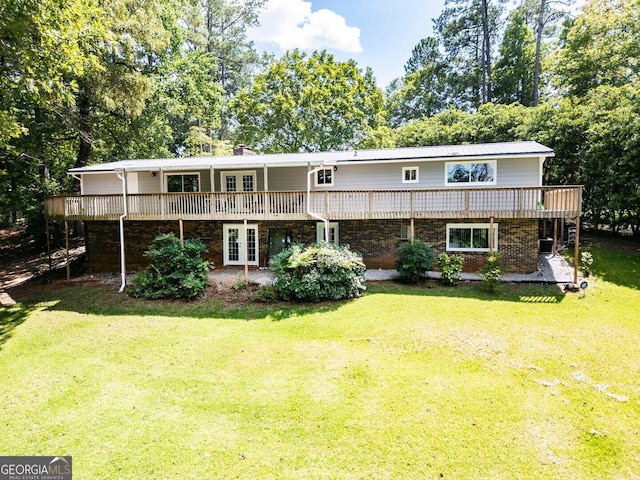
[223,224,259,266]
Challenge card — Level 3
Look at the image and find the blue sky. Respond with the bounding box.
[247,0,447,89]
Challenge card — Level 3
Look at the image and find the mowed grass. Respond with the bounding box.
[1,243,639,479]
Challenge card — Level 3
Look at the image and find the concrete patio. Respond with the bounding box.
[207,253,577,287]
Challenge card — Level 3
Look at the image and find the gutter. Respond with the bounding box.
[307,166,330,242]
[115,170,128,293]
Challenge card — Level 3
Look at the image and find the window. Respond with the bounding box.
[166,173,200,192]
[446,223,498,252]
[316,168,334,186]
[446,161,495,185]
[400,225,411,240]
[402,167,419,184]
[316,222,339,245]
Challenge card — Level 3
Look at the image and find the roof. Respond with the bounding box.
[68,141,554,174]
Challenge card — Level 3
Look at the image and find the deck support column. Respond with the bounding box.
[65,220,70,283]
[46,218,52,272]
[410,217,415,241]
[553,218,558,256]
[179,219,184,247]
[573,216,580,284]
[243,218,249,283]
[489,216,494,252]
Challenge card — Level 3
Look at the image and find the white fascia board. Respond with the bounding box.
[336,152,555,166]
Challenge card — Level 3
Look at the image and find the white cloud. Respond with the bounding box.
[248,0,363,53]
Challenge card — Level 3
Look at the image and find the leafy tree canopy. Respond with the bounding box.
[232,49,386,153]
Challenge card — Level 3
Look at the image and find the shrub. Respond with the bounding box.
[478,251,503,292]
[129,233,213,300]
[395,240,434,283]
[436,253,464,286]
[580,251,593,277]
[270,242,366,302]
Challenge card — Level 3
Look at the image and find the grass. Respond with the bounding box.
[1,241,639,479]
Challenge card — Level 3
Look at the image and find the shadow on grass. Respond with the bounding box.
[367,280,566,304]
[5,275,570,325]
[8,280,347,322]
[581,237,640,291]
[0,302,41,350]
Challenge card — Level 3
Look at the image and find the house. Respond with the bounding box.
[45,141,582,277]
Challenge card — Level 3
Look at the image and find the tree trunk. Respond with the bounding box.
[75,88,92,169]
[533,0,546,106]
[481,0,492,104]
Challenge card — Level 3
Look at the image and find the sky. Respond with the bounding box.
[247,0,447,89]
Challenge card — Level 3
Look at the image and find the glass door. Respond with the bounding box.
[223,224,258,266]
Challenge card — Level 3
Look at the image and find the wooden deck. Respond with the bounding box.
[45,186,582,221]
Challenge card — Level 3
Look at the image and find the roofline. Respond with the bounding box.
[67,142,555,174]
[336,151,554,166]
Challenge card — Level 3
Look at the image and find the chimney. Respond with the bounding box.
[233,144,257,156]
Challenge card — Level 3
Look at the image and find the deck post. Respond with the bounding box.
[553,218,558,256]
[243,218,249,283]
[489,216,494,252]
[573,216,580,284]
[410,217,415,241]
[46,218,52,272]
[179,219,184,246]
[65,220,70,283]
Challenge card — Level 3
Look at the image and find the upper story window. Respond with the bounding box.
[167,173,200,192]
[316,168,334,186]
[446,161,496,185]
[402,167,419,184]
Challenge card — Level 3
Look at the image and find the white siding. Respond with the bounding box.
[262,167,308,191]
[494,158,540,187]
[318,157,542,190]
[82,173,122,194]
[79,156,543,194]
[138,172,162,193]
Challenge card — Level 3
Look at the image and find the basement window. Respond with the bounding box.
[446,223,498,252]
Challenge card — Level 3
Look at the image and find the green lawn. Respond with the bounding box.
[1,242,639,479]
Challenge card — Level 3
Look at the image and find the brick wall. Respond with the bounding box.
[84,218,539,274]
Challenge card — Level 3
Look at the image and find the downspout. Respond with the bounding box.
[116,170,128,293]
[307,166,330,241]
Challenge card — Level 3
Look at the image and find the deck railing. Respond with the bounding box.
[45,186,582,221]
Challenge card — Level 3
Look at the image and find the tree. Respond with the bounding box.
[185,0,267,140]
[232,50,386,153]
[551,0,640,98]
[0,0,95,147]
[433,0,504,109]
[386,38,447,126]
[70,0,172,168]
[493,12,536,105]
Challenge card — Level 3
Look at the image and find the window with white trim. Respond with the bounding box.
[402,167,419,183]
[166,173,200,192]
[400,225,411,240]
[446,161,496,185]
[316,222,339,245]
[315,168,334,186]
[446,223,498,252]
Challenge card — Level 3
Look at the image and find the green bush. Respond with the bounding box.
[270,242,366,302]
[129,233,213,300]
[478,251,503,292]
[395,240,434,283]
[436,253,464,286]
[580,251,593,277]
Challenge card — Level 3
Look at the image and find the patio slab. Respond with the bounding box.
[207,254,576,286]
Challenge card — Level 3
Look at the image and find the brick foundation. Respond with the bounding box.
[84,218,540,274]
